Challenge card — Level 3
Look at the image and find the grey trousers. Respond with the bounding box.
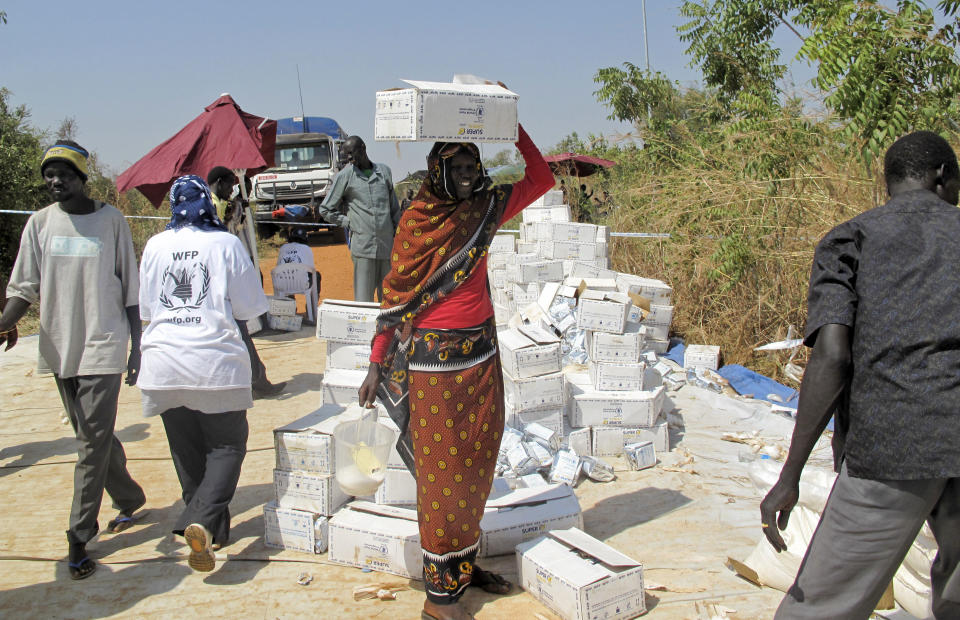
[160,407,248,545]
[776,464,960,620]
[54,373,145,545]
[352,255,391,303]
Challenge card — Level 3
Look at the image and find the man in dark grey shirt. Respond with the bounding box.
[317,136,400,302]
[761,131,960,619]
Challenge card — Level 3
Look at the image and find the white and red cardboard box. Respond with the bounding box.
[274,404,405,473]
[263,501,329,554]
[685,344,721,371]
[327,501,422,578]
[615,274,673,305]
[516,527,646,620]
[522,204,571,223]
[273,404,343,475]
[268,295,297,316]
[490,233,516,253]
[586,329,644,363]
[530,189,565,206]
[273,468,351,516]
[528,222,597,243]
[316,299,381,344]
[374,80,518,143]
[592,417,669,456]
[268,313,302,332]
[566,372,665,427]
[506,259,564,284]
[539,240,607,262]
[588,360,648,392]
[569,262,619,281]
[498,324,562,379]
[503,370,565,412]
[512,282,540,306]
[478,484,583,557]
[368,467,417,506]
[325,341,372,371]
[507,404,564,436]
[321,368,367,406]
[577,290,631,334]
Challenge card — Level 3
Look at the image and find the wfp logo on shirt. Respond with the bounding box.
[159,257,210,316]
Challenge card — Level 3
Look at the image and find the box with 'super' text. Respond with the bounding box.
[316,299,381,344]
[327,501,422,579]
[516,527,646,620]
[374,80,518,143]
[479,484,583,558]
[498,324,562,379]
[263,501,329,554]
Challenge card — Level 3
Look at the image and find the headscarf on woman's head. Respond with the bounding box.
[377,141,512,322]
[418,141,492,203]
[166,175,226,231]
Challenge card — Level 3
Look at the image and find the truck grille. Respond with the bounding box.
[256,181,326,201]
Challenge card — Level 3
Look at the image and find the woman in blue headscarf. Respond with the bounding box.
[137,175,269,572]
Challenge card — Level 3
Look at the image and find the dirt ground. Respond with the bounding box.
[0,238,799,619]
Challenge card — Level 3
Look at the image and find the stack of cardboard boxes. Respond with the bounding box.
[316,299,381,405]
[266,401,586,578]
[266,295,302,332]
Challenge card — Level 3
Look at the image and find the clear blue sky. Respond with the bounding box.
[0,0,814,182]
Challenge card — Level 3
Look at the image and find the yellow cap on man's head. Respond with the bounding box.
[41,142,89,182]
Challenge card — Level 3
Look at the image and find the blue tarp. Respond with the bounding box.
[664,341,833,429]
[716,364,799,410]
[277,117,345,139]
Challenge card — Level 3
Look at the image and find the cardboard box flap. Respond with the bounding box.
[517,323,561,345]
[498,328,535,351]
[274,404,346,434]
[321,299,382,310]
[549,527,642,568]
[485,483,572,508]
[401,79,517,96]
[345,500,419,522]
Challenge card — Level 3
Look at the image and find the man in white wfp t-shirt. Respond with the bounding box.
[138,175,269,573]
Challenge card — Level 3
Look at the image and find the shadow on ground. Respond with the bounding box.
[0,423,150,478]
[581,487,693,540]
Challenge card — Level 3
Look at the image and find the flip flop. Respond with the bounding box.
[106,510,148,533]
[68,557,96,580]
[470,566,511,595]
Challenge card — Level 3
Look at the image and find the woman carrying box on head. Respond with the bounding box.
[358,89,554,620]
[137,175,269,573]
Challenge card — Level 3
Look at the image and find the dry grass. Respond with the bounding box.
[596,117,892,380]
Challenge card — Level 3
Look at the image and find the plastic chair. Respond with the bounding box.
[271,262,319,323]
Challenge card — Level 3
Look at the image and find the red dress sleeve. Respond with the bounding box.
[499,124,555,225]
[369,125,554,364]
[370,330,391,364]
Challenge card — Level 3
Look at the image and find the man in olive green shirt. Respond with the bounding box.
[317,136,400,302]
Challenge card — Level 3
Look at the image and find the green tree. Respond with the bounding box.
[677,0,960,161]
[0,89,47,292]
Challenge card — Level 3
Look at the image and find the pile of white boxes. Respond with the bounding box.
[262,184,702,617]
[264,403,586,583]
[487,189,675,483]
[266,295,303,332]
[315,299,381,405]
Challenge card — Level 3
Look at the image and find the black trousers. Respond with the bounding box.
[159,407,248,545]
[55,373,145,545]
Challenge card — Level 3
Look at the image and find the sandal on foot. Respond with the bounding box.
[184,523,215,572]
[470,566,511,594]
[68,557,96,580]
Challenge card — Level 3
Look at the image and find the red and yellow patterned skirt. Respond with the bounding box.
[406,321,503,604]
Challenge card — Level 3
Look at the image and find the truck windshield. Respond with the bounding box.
[272,143,332,171]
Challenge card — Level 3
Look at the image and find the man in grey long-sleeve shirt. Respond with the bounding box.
[317,136,400,302]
